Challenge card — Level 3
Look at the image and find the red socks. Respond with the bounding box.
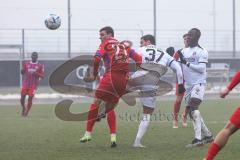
[86,103,99,132]
[205,142,221,160]
[86,103,116,134]
[107,110,116,134]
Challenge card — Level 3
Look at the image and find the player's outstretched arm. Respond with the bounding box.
[129,50,142,67]
[84,56,101,82]
[220,70,240,98]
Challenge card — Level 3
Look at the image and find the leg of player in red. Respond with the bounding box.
[23,88,35,117]
[172,86,183,128]
[204,70,240,160]
[172,83,185,128]
[20,89,27,117]
[24,96,34,117]
[80,71,125,147]
[81,99,117,145]
[181,106,190,127]
[204,108,240,160]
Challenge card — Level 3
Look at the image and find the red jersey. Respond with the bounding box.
[94,38,141,74]
[22,61,44,89]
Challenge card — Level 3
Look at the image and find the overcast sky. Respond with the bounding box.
[0,0,239,30]
[0,0,239,52]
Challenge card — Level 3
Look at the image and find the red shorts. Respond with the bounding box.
[21,88,36,97]
[229,107,240,128]
[95,71,128,104]
[175,83,184,96]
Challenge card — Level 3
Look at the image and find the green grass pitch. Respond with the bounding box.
[0,98,240,160]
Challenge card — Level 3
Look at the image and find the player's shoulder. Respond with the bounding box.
[104,38,119,44]
[24,61,31,66]
[182,47,189,52]
[137,46,146,54]
[196,45,208,56]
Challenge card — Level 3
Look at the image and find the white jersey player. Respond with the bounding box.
[131,34,185,148]
[178,28,213,147]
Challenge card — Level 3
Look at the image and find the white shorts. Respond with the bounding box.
[139,85,157,108]
[184,83,205,106]
[129,70,160,108]
[140,97,156,108]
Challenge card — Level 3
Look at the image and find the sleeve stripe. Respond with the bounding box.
[95,52,102,58]
[129,49,135,58]
[169,60,174,67]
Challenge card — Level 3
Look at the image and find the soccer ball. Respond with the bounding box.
[45,14,61,30]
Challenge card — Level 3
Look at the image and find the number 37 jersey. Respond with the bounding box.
[138,45,174,74]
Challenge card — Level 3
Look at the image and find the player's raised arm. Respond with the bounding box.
[129,49,142,67]
[220,70,240,98]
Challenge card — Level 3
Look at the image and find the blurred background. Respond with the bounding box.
[0,0,239,97]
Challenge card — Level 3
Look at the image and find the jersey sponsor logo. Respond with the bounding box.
[186,56,196,63]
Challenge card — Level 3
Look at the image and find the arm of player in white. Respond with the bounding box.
[187,49,208,74]
[169,60,184,84]
[188,62,206,74]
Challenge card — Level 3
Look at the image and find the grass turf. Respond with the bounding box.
[0,98,240,160]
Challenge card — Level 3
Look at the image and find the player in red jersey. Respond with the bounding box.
[170,33,190,128]
[204,70,240,160]
[20,52,44,117]
[79,26,142,147]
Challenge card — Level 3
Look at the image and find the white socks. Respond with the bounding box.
[201,117,212,137]
[191,110,211,140]
[191,110,202,140]
[134,114,151,145]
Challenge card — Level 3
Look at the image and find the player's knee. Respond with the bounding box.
[190,109,200,120]
[224,122,239,134]
[143,106,154,114]
[28,96,33,101]
[142,114,151,121]
[94,98,103,106]
[189,98,201,107]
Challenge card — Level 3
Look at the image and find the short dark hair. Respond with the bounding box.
[32,52,38,56]
[141,34,155,45]
[100,26,114,37]
[190,28,201,39]
[183,33,189,38]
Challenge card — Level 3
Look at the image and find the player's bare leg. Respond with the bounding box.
[204,122,238,160]
[24,96,33,117]
[173,94,183,128]
[133,106,153,148]
[182,106,190,127]
[20,95,26,117]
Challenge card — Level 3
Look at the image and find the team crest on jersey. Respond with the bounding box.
[192,52,197,56]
